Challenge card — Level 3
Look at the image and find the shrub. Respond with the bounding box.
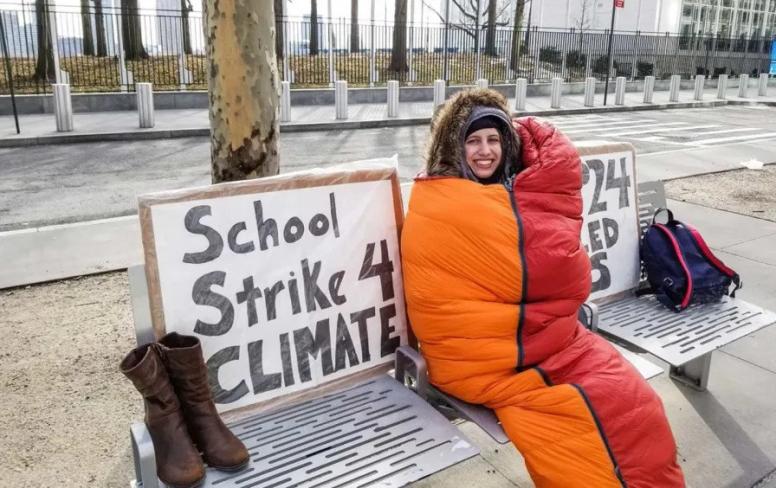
[593,55,619,76]
[637,62,654,77]
[539,46,562,65]
[565,50,587,69]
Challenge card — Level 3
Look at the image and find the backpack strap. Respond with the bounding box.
[730,274,743,298]
[651,207,674,225]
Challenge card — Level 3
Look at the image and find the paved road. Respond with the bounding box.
[2,105,775,231]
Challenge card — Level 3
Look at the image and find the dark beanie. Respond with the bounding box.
[465,115,502,138]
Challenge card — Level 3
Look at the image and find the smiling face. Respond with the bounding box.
[464,128,503,180]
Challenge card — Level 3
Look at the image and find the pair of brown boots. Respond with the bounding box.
[121,332,249,488]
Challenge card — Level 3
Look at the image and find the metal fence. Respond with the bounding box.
[1,6,773,95]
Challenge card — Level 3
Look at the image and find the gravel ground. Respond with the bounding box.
[0,272,140,488]
[666,165,776,223]
[1,166,774,487]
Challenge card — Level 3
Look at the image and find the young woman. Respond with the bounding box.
[401,88,685,487]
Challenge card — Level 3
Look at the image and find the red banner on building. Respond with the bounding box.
[615,0,624,7]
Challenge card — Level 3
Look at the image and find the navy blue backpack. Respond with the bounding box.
[640,208,742,312]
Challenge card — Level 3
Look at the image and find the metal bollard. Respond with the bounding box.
[515,78,527,111]
[335,80,348,120]
[53,83,73,132]
[643,76,655,104]
[280,81,291,122]
[136,82,155,128]
[551,78,562,109]
[387,80,399,118]
[669,75,680,102]
[738,74,749,98]
[717,74,728,99]
[433,79,446,109]
[477,78,488,89]
[615,77,626,105]
[759,73,768,96]
[584,77,596,107]
[694,74,705,101]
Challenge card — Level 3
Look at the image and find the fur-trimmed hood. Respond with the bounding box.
[425,88,521,181]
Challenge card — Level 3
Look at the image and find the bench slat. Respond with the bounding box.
[598,295,776,366]
[141,375,479,488]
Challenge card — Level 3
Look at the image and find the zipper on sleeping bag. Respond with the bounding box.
[653,223,693,310]
[507,186,527,370]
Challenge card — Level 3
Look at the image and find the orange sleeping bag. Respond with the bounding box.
[401,118,684,487]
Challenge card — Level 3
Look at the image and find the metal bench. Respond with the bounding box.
[595,181,776,391]
[125,166,480,488]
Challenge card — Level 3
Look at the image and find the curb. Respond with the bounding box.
[0,99,758,148]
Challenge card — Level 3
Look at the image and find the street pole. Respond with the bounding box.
[369,0,375,87]
[47,0,62,84]
[603,0,617,106]
[475,0,482,82]
[526,0,534,50]
[408,0,415,83]
[0,13,20,133]
[327,0,334,86]
[442,0,450,82]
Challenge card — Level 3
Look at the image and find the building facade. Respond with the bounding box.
[527,0,776,37]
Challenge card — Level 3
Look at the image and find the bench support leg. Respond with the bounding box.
[670,353,712,391]
[130,422,159,488]
[395,345,429,400]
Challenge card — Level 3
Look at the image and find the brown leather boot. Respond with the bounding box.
[120,343,205,488]
[158,332,250,471]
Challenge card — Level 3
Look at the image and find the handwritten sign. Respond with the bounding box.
[579,147,640,301]
[139,167,408,412]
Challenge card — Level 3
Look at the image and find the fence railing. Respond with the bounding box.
[1,6,773,95]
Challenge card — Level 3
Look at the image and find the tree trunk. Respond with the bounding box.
[181,0,192,55]
[274,0,284,60]
[205,0,280,183]
[81,0,95,55]
[94,0,107,56]
[389,0,408,72]
[510,0,525,71]
[484,0,497,56]
[350,0,359,53]
[310,0,319,55]
[121,0,147,59]
[34,0,55,81]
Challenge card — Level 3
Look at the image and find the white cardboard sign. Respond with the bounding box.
[142,172,407,412]
[580,150,640,301]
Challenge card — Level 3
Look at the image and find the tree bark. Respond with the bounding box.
[484,0,497,56]
[510,0,525,71]
[205,0,280,183]
[94,0,107,56]
[181,0,192,55]
[34,0,55,81]
[389,0,408,72]
[310,0,319,55]
[121,0,147,59]
[274,0,284,60]
[350,0,359,53]
[81,0,95,55]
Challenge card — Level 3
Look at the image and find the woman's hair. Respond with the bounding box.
[425,88,521,180]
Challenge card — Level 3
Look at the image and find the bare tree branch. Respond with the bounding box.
[452,0,477,21]
[423,1,446,23]
[450,22,475,40]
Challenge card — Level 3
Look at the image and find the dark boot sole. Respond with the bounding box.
[160,476,206,488]
[208,458,250,473]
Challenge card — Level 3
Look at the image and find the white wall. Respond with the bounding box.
[527,0,682,34]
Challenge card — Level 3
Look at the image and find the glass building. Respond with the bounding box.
[679,0,776,38]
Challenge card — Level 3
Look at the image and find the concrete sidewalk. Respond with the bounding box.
[2,85,774,147]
